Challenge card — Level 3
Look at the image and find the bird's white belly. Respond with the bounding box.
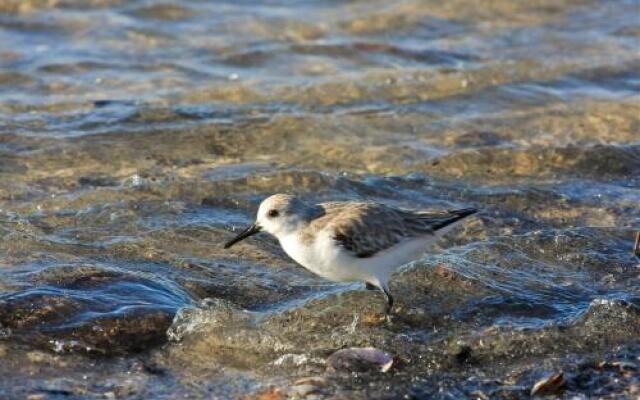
[279,232,435,284]
[279,233,362,282]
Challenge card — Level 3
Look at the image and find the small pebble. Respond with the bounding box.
[290,384,318,397]
[326,347,393,373]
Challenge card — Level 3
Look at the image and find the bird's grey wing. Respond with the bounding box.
[329,204,476,258]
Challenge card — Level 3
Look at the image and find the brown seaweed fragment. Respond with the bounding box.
[530,372,566,396]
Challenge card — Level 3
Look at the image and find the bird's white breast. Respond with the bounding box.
[279,230,365,282]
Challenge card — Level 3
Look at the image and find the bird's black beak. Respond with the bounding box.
[223,223,261,249]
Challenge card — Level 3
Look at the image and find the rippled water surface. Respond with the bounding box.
[1,0,639,398]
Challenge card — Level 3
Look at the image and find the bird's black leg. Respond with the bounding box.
[365,282,394,319]
[382,286,394,316]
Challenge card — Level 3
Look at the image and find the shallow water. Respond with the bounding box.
[0,0,639,398]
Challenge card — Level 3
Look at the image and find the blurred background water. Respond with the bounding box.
[0,0,639,398]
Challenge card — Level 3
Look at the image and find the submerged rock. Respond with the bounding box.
[0,263,184,355]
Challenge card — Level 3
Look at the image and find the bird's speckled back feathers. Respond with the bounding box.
[300,202,476,258]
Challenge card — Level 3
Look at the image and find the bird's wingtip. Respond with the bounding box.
[451,208,478,218]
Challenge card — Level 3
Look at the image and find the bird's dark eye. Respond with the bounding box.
[268,209,279,218]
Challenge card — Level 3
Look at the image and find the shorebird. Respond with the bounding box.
[224,194,477,315]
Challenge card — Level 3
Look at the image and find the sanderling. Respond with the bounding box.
[224,194,477,316]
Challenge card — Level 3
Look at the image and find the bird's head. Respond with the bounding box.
[224,194,321,248]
